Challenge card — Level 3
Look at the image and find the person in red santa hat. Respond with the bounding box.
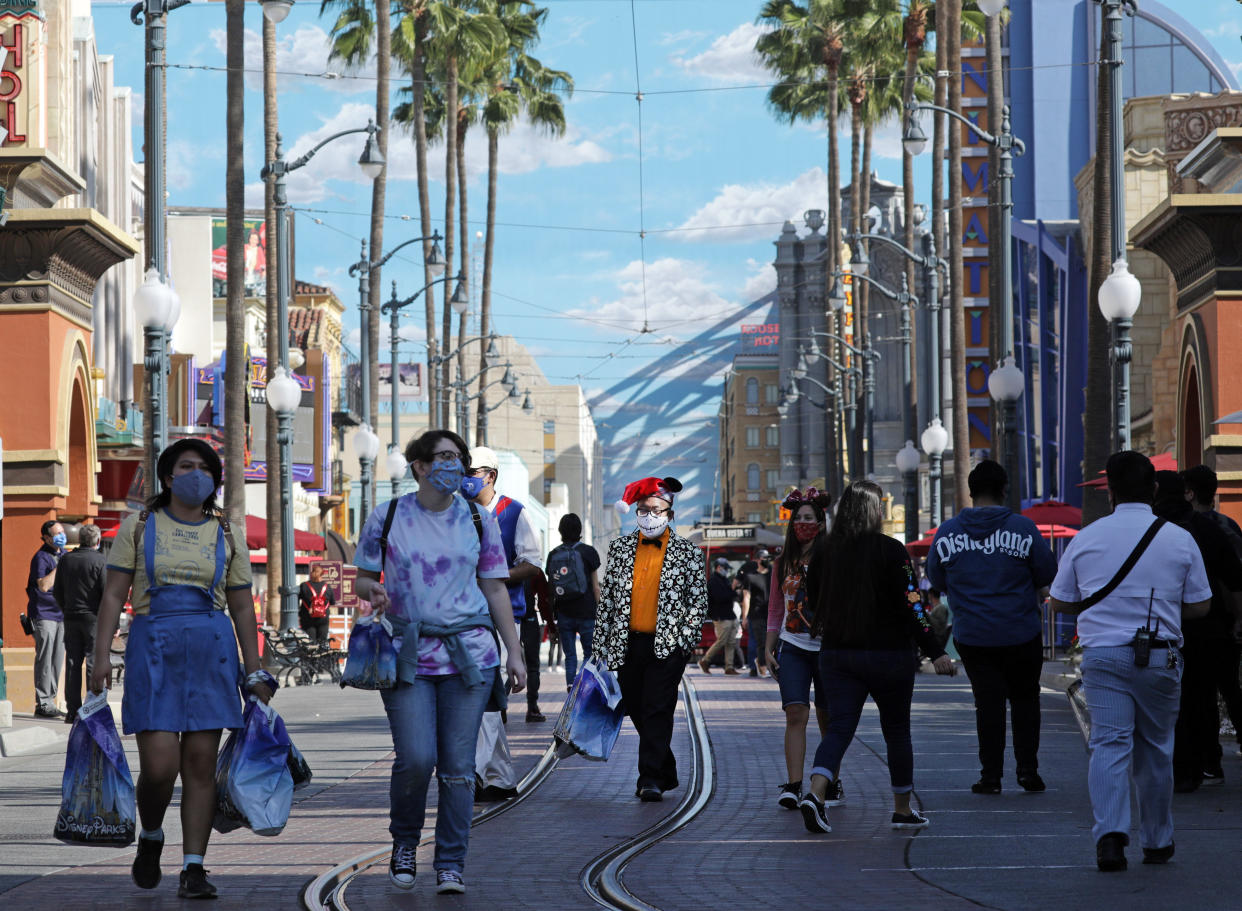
[592,476,708,801]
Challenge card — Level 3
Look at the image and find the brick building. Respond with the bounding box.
[718,323,784,526]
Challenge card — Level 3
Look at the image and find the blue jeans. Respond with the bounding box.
[380,673,491,872]
[776,640,826,711]
[559,615,595,687]
[811,648,918,792]
[1082,645,1182,848]
[747,614,767,672]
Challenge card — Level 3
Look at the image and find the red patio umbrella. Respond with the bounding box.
[1077,451,1177,488]
[1036,523,1078,540]
[1022,500,1082,528]
[905,527,939,559]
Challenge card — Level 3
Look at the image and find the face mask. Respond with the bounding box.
[793,521,820,544]
[427,459,464,495]
[459,475,485,499]
[170,469,215,506]
[636,512,669,538]
[51,532,67,549]
[760,557,771,568]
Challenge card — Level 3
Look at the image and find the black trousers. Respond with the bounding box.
[301,617,330,644]
[63,613,97,718]
[1211,637,1242,745]
[521,614,542,709]
[1175,636,1221,781]
[954,634,1043,780]
[616,633,687,792]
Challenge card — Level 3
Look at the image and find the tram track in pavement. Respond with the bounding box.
[301,676,714,911]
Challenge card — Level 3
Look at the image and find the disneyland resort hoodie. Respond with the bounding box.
[925,506,1058,648]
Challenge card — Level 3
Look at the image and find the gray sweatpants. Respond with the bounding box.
[33,618,65,712]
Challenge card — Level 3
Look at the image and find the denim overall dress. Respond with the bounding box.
[121,513,244,735]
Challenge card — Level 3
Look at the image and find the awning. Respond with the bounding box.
[245,515,325,552]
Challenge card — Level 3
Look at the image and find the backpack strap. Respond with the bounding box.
[468,500,484,545]
[379,498,401,576]
[217,514,237,581]
[131,508,151,555]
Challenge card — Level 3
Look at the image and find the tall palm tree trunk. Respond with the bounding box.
[477,126,499,445]
[902,7,924,445]
[440,54,459,430]
[826,55,843,493]
[263,13,282,630]
[946,0,969,511]
[860,120,873,471]
[411,21,437,430]
[455,110,470,437]
[1082,19,1116,523]
[223,0,246,530]
[368,0,391,466]
[986,12,1004,458]
[932,1,948,443]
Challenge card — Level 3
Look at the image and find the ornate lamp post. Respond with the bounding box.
[385,446,409,498]
[921,417,949,527]
[895,440,922,542]
[265,365,302,629]
[352,424,381,528]
[1098,260,1142,450]
[988,355,1025,511]
[133,269,178,494]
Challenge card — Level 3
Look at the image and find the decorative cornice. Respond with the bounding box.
[1132,195,1242,312]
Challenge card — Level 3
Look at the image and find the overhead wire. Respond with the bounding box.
[629,0,650,335]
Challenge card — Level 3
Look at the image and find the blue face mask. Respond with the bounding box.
[427,459,464,495]
[170,469,215,506]
[51,533,67,549]
[459,475,485,499]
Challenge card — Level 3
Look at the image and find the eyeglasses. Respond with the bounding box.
[634,507,669,517]
[428,450,462,463]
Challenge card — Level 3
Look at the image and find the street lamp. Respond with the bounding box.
[259,0,293,23]
[352,424,381,528]
[895,440,921,543]
[828,276,847,312]
[907,99,1025,485]
[988,355,1025,511]
[266,365,302,630]
[921,417,949,527]
[134,269,177,494]
[385,446,408,494]
[1098,258,1142,451]
[522,391,535,415]
[976,0,1006,16]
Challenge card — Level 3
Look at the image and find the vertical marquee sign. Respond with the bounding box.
[0,0,45,149]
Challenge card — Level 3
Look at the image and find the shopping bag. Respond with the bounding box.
[213,698,295,836]
[1067,677,1091,747]
[54,689,136,846]
[553,657,624,762]
[287,742,313,791]
[339,614,397,690]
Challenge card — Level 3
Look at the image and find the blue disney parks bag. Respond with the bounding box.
[340,614,398,690]
[213,698,296,837]
[554,657,625,762]
[54,689,136,847]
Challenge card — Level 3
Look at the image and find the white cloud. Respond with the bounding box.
[741,259,777,302]
[1204,21,1242,38]
[671,23,771,84]
[674,167,828,243]
[566,257,737,335]
[209,25,374,94]
[659,29,709,47]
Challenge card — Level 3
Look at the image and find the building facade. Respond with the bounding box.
[719,332,783,526]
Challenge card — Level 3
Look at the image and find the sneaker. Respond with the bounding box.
[389,843,417,890]
[1016,770,1046,792]
[131,834,164,890]
[799,792,831,833]
[1202,767,1225,785]
[525,709,546,723]
[638,785,664,802]
[892,809,930,830]
[971,778,1002,795]
[436,870,466,895]
[697,658,712,674]
[825,778,846,807]
[1096,831,1128,872]
[723,667,741,675]
[777,781,801,810]
[177,863,217,900]
[473,784,517,802]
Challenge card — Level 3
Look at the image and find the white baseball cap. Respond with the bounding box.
[470,446,500,471]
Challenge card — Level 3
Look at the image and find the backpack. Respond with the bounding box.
[547,542,589,602]
[307,584,329,619]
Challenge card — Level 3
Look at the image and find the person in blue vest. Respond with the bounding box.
[468,446,543,800]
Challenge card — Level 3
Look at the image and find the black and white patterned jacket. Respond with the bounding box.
[591,529,708,670]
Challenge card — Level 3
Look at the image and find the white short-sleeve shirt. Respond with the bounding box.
[1049,502,1212,647]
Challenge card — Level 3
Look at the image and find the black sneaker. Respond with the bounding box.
[1202,767,1225,785]
[473,784,517,802]
[825,778,846,807]
[389,843,416,890]
[777,781,801,810]
[177,863,217,899]
[638,785,664,802]
[799,792,831,833]
[1017,770,1046,792]
[525,709,547,723]
[971,778,1002,795]
[436,870,466,894]
[131,834,164,889]
[892,809,930,830]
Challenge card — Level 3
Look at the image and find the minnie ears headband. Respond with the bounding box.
[614,476,683,514]
[782,487,833,511]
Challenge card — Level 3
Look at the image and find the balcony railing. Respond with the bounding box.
[334,347,363,426]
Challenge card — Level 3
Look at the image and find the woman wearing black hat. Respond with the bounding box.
[90,438,271,900]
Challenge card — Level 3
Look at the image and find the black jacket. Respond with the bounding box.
[707,573,736,621]
[52,547,106,616]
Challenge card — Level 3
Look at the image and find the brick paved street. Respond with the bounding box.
[5,663,1242,909]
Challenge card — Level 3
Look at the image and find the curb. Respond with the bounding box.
[0,723,67,757]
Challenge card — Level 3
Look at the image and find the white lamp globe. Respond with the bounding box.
[386,447,408,481]
[353,424,381,461]
[895,440,921,474]
[1098,258,1142,322]
[976,0,1006,16]
[133,268,173,330]
[164,286,181,332]
[266,365,302,416]
[260,0,293,23]
[921,417,949,457]
[987,355,1025,403]
[903,116,929,157]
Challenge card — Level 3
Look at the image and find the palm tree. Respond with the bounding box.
[755,0,849,489]
[944,0,969,511]
[262,12,282,630]
[902,1,933,444]
[223,0,246,530]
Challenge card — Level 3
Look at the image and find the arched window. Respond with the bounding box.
[746,377,759,404]
[747,463,760,490]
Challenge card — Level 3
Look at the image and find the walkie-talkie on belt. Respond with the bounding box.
[1132,589,1157,668]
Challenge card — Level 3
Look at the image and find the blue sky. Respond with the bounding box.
[88,0,1242,520]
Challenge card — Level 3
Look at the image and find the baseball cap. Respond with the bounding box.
[470,446,500,471]
[755,548,771,559]
[713,557,730,568]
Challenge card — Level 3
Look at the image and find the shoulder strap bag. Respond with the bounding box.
[1063,518,1167,612]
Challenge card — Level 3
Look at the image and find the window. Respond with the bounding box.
[747,512,762,523]
[765,383,779,404]
[747,463,760,490]
[765,425,779,447]
[745,377,759,405]
[543,420,555,434]
[766,469,780,490]
[745,426,760,447]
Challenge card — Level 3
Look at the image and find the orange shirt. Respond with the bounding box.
[628,530,669,633]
